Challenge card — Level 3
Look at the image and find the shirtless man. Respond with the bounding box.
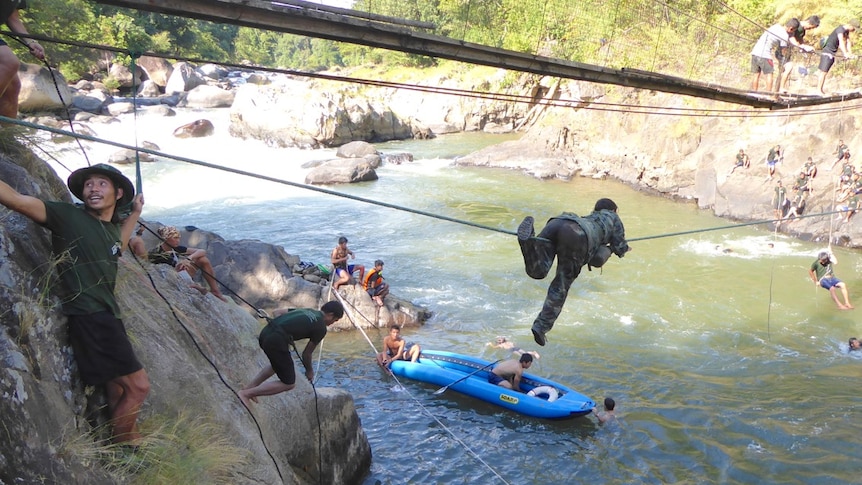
[592,397,617,424]
[376,324,420,366]
[331,236,365,290]
[487,336,540,360]
[487,354,533,392]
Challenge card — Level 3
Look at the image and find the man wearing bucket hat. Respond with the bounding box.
[517,198,631,346]
[0,163,149,444]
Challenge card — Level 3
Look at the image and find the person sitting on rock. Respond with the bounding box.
[331,236,365,290]
[803,157,817,179]
[145,225,227,301]
[765,145,782,181]
[729,148,750,175]
[363,259,389,306]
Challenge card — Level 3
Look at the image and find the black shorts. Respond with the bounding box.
[367,284,387,297]
[67,312,143,386]
[819,54,836,73]
[259,327,296,385]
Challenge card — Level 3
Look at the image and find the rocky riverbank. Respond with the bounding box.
[0,149,385,484]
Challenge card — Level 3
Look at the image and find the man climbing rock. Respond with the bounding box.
[517,198,631,346]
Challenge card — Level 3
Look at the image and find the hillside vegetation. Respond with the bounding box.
[20,0,862,89]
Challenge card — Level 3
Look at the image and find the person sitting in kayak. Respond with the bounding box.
[377,324,421,366]
[487,336,540,360]
[488,354,533,392]
[518,198,631,346]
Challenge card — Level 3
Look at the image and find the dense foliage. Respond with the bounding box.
[13,0,862,83]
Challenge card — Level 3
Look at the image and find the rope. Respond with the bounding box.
[5,31,93,168]
[4,29,862,118]
[134,222,268,318]
[128,251,285,482]
[329,290,511,484]
[6,116,854,247]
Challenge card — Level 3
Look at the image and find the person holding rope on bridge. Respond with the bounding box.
[750,18,799,92]
[239,301,344,407]
[776,16,820,92]
[817,20,859,95]
[517,198,630,346]
[0,0,44,119]
[0,163,149,444]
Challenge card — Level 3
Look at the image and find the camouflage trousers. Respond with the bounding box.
[519,218,589,334]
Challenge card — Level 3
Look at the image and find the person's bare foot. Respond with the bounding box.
[846,304,855,309]
[373,296,383,307]
[212,291,228,302]
[838,304,850,310]
[190,284,208,295]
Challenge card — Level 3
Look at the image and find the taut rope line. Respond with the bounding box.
[329,291,511,484]
[7,117,852,246]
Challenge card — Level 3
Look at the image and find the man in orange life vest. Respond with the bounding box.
[363,259,389,306]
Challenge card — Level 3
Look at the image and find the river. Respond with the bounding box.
[42,108,862,484]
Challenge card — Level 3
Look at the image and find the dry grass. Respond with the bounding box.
[59,411,249,484]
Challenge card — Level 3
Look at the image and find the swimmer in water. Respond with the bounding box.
[488,336,540,360]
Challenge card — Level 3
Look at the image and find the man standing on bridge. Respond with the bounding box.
[750,19,799,92]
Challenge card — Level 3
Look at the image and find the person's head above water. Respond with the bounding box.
[594,198,618,212]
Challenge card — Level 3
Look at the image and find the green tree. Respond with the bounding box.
[19,0,101,80]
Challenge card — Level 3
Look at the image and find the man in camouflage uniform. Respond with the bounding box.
[517,198,631,346]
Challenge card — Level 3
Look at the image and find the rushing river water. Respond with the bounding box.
[43,109,862,484]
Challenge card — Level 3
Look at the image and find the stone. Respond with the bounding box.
[173,119,214,138]
[137,79,161,98]
[305,158,378,184]
[0,155,375,484]
[137,56,173,87]
[184,85,235,108]
[165,62,207,94]
[337,140,378,158]
[18,64,72,112]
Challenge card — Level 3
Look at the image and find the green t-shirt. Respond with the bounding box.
[42,201,122,316]
[261,309,327,344]
[810,259,835,281]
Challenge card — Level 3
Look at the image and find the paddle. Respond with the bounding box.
[433,359,503,395]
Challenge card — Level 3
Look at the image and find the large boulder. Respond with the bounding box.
[0,151,373,484]
[137,79,161,97]
[165,62,207,94]
[177,226,431,327]
[229,82,413,148]
[337,140,378,158]
[183,84,236,108]
[108,63,143,88]
[173,119,215,138]
[137,56,173,87]
[69,93,108,114]
[197,63,229,81]
[18,64,72,112]
[305,158,379,184]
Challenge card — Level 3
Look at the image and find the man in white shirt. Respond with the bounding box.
[750,19,800,92]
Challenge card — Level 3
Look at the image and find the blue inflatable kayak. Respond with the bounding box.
[388,349,595,419]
